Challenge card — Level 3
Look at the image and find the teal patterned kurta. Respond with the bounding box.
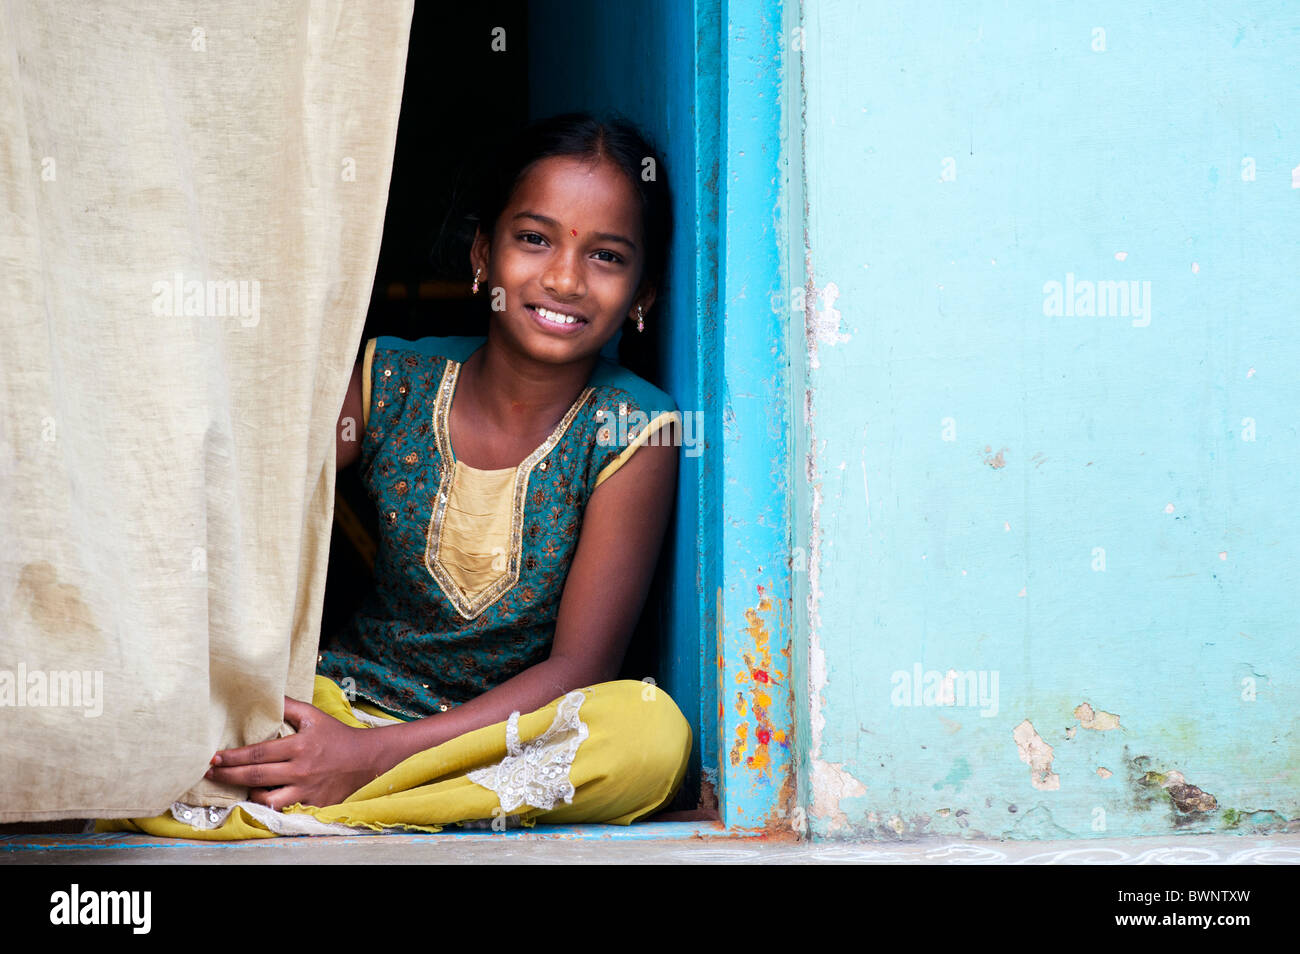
[317,335,679,720]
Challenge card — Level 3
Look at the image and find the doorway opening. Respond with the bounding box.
[320,0,716,817]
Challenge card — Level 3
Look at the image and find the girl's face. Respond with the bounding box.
[471,155,655,366]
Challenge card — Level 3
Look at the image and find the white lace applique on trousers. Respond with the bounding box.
[466,690,590,813]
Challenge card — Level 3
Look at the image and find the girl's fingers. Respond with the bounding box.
[206,760,297,790]
[249,786,308,812]
[282,696,316,728]
[211,736,295,767]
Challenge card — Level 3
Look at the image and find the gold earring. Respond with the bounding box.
[472,268,481,294]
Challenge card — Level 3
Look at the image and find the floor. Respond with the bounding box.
[5,823,1299,864]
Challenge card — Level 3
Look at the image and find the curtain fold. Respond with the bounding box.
[0,0,414,820]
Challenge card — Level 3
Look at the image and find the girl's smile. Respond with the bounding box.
[526,302,589,333]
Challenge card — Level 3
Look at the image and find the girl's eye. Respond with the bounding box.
[517,231,623,264]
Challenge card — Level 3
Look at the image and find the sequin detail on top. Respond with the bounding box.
[426,360,593,620]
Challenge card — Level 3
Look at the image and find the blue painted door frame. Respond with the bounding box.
[530,0,796,832]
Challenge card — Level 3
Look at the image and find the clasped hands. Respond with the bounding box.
[204,697,385,812]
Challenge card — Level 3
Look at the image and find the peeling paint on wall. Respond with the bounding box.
[729,721,748,767]
[1074,702,1121,731]
[807,281,850,369]
[715,585,726,777]
[1013,720,1061,791]
[1140,768,1218,814]
[806,479,825,761]
[734,588,787,775]
[800,252,874,834]
[981,445,1007,469]
[1125,753,1241,829]
[803,472,868,826]
[810,760,867,833]
[801,371,868,830]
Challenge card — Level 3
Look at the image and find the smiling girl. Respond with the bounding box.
[101,113,692,838]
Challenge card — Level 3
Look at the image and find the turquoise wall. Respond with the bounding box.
[793,1,1300,838]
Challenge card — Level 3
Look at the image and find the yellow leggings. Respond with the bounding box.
[96,676,692,840]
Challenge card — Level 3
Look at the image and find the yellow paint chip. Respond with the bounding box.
[728,722,749,767]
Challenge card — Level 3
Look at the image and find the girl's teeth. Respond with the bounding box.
[536,306,580,325]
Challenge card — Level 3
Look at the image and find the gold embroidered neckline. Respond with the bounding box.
[425,358,594,620]
[444,351,593,473]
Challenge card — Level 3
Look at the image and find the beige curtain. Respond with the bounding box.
[0,0,413,820]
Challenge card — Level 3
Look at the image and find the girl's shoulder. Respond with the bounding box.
[585,356,678,417]
[583,359,681,493]
[358,335,481,433]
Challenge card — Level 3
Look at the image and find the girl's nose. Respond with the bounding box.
[541,254,584,297]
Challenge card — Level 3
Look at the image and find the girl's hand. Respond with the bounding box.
[205,697,386,811]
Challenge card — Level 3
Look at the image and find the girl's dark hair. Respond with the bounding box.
[462,111,674,305]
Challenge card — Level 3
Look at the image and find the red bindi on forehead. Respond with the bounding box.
[570,228,577,236]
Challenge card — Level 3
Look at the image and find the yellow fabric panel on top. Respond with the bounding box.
[95,676,693,840]
[436,464,516,600]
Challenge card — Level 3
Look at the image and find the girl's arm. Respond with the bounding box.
[335,360,364,470]
[208,422,680,808]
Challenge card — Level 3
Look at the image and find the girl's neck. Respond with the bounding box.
[460,333,600,439]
